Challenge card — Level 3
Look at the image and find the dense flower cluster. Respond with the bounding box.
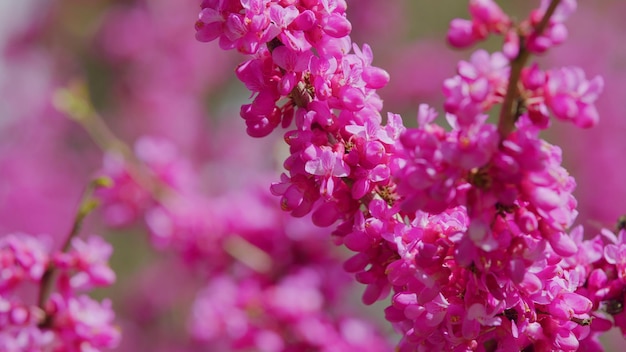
[194,0,622,351]
[195,0,405,309]
[0,233,119,351]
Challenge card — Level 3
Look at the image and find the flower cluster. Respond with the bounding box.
[195,0,407,310]
[194,0,622,351]
[567,226,626,349]
[379,0,607,349]
[0,233,119,351]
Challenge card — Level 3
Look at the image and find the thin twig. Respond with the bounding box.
[37,177,110,310]
[53,80,172,200]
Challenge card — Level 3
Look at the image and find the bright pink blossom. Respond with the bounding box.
[0,234,49,292]
[53,236,116,290]
[545,67,604,128]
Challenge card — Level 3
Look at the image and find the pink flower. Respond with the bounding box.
[304,146,350,198]
[0,233,49,292]
[268,4,305,51]
[447,0,510,48]
[447,19,476,48]
[545,67,604,128]
[53,236,116,290]
[272,46,313,96]
[49,294,120,351]
[96,137,195,227]
[462,303,502,339]
[443,50,509,126]
[526,0,577,53]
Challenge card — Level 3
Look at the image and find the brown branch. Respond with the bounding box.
[497,0,562,139]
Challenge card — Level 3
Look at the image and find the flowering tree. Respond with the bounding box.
[2,0,626,351]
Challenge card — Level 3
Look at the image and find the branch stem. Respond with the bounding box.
[53,80,171,200]
[497,0,561,139]
[37,177,110,309]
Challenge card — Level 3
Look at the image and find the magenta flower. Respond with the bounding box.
[526,0,577,53]
[545,66,604,128]
[0,324,55,351]
[195,6,225,43]
[0,233,49,293]
[443,49,509,126]
[447,18,476,48]
[462,303,503,339]
[304,146,350,198]
[604,234,626,280]
[272,46,313,96]
[96,137,195,227]
[447,0,511,48]
[48,294,120,351]
[53,236,116,290]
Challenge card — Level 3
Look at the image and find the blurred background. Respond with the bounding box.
[1,0,625,350]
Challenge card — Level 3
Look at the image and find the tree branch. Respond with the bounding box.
[497,0,561,139]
